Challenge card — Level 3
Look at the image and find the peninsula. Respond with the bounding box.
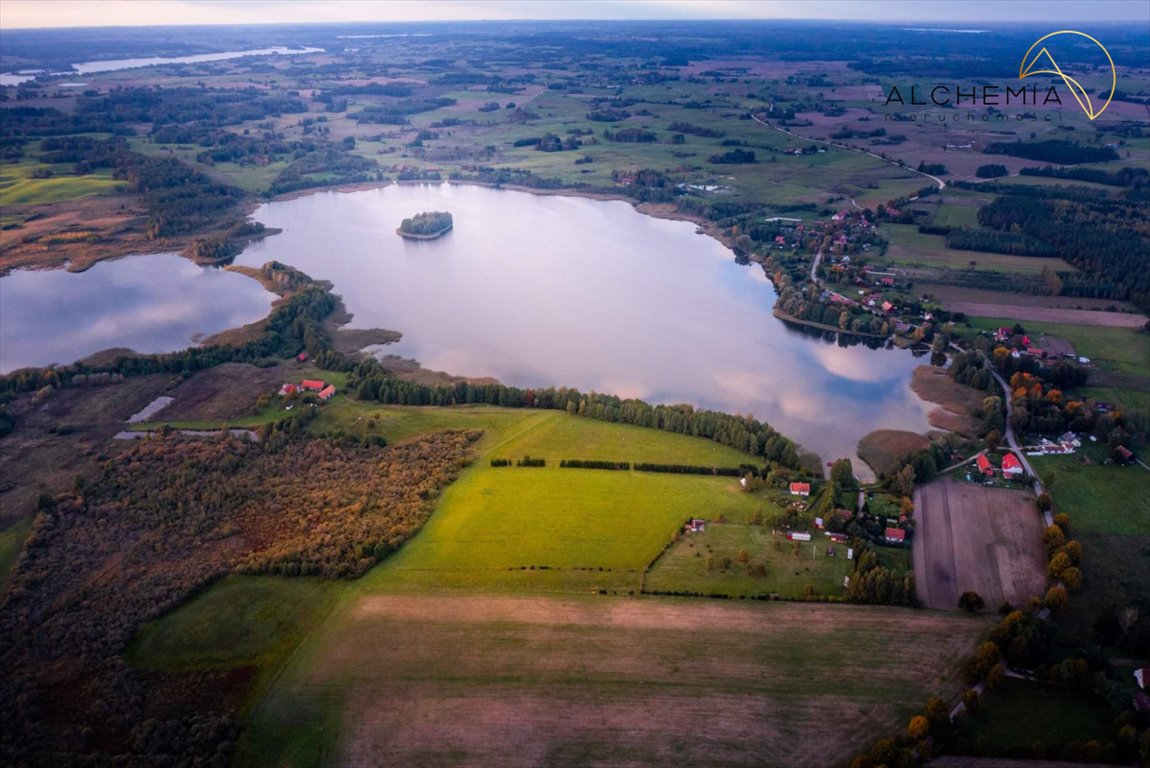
[396,211,453,240]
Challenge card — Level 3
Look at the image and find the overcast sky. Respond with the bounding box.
[1,0,1146,29]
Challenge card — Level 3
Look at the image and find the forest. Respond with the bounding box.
[348,361,805,469]
[974,188,1150,312]
[397,210,454,237]
[0,429,478,765]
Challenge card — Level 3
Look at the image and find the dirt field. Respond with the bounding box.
[913,478,1047,612]
[151,363,296,422]
[946,303,1147,328]
[261,594,987,768]
[911,366,984,438]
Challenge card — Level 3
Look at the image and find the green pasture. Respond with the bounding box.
[963,679,1116,751]
[1030,456,1150,537]
[0,159,121,205]
[0,516,33,593]
[881,223,1072,275]
[645,521,853,598]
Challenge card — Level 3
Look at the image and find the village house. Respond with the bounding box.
[278,383,298,397]
[684,518,706,533]
[318,384,337,402]
[789,482,811,497]
[300,379,326,392]
[884,527,906,544]
[1001,452,1024,476]
[975,453,994,477]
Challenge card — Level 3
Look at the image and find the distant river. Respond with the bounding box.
[239,184,933,471]
[0,254,273,373]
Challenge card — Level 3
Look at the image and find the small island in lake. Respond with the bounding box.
[396,210,453,240]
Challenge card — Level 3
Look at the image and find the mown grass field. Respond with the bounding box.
[963,679,1116,751]
[236,593,989,768]
[645,521,855,598]
[1029,455,1150,646]
[0,516,33,592]
[128,575,341,672]
[881,223,1072,275]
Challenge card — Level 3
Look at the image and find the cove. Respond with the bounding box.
[240,184,932,470]
[0,254,273,374]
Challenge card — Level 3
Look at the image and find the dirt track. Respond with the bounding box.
[913,477,1047,611]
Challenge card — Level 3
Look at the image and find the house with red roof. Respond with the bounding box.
[975,453,994,477]
[884,527,906,543]
[789,482,811,497]
[278,383,298,397]
[318,384,337,402]
[300,379,326,392]
[1001,452,1023,476]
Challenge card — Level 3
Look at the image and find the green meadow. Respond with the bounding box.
[0,159,121,205]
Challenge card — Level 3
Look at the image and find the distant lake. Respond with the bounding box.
[240,184,933,471]
[0,254,273,373]
[0,46,323,85]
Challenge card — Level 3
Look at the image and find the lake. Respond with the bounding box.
[0,254,273,373]
[0,46,323,85]
[239,184,933,471]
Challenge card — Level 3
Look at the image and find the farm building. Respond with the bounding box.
[884,527,906,543]
[684,518,706,533]
[975,453,994,477]
[278,383,298,396]
[318,385,337,402]
[789,482,811,497]
[1115,446,1135,465]
[1001,453,1023,476]
[301,379,326,391]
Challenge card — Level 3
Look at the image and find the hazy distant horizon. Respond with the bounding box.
[2,0,1147,30]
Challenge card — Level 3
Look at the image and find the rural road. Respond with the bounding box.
[989,367,1053,525]
[810,246,825,283]
[751,113,946,192]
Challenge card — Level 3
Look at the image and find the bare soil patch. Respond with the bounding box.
[313,594,986,768]
[912,366,983,438]
[913,477,1047,612]
[947,303,1147,328]
[152,363,297,422]
[857,429,929,478]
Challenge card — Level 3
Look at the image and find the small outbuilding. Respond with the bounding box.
[975,453,994,477]
[789,482,811,497]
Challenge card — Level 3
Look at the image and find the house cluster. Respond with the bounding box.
[1025,431,1082,457]
[278,378,337,402]
[974,451,1024,479]
[992,328,1090,365]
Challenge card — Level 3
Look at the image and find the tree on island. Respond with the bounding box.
[397,210,453,238]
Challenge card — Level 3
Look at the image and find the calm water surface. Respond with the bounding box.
[0,254,273,373]
[241,184,932,470]
[0,47,323,84]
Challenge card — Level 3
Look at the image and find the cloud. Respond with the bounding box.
[2,0,1145,28]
